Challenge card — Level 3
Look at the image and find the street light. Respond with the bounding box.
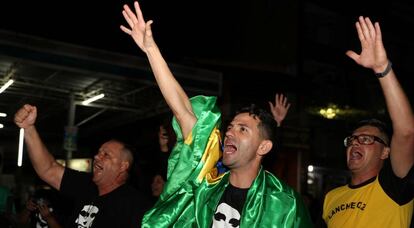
[81,93,105,105]
[0,79,14,94]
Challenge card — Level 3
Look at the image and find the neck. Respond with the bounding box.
[350,169,380,186]
[160,145,169,152]
[97,176,126,196]
[229,162,261,188]
[98,183,122,196]
[350,162,383,186]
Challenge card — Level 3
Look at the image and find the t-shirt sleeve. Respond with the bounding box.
[379,159,414,205]
[60,168,97,199]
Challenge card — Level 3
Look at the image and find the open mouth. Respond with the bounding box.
[94,162,103,171]
[349,149,362,160]
[224,144,237,154]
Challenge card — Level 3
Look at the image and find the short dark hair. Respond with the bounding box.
[235,104,278,147]
[354,118,390,146]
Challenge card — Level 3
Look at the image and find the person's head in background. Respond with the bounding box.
[159,116,176,152]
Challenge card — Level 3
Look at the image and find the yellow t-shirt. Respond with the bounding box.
[323,161,413,228]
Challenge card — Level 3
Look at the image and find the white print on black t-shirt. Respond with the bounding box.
[212,202,240,228]
[75,205,99,228]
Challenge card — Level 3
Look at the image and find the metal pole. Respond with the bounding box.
[65,93,76,162]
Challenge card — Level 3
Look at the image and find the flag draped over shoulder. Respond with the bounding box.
[142,95,313,228]
[142,95,222,227]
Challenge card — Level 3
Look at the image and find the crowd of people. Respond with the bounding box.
[1,1,413,227]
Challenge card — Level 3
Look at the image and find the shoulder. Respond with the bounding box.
[379,159,414,205]
[63,168,91,179]
[172,95,221,141]
[325,184,348,197]
[115,185,148,202]
[111,184,152,212]
[263,170,299,198]
[61,168,93,187]
[115,184,141,196]
[189,95,221,123]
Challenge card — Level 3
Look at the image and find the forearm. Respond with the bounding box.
[24,126,64,189]
[379,70,414,176]
[146,46,196,137]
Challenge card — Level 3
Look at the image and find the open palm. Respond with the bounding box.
[120,1,156,53]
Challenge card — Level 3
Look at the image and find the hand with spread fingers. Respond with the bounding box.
[120,1,157,53]
[345,16,389,74]
[269,93,291,127]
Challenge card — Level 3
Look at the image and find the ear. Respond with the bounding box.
[257,140,273,156]
[380,147,390,160]
[120,161,130,172]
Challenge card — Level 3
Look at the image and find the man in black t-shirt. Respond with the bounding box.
[60,168,149,227]
[14,105,150,228]
[212,184,247,228]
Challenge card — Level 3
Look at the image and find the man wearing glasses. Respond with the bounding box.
[322,16,414,227]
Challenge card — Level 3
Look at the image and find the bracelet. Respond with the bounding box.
[375,61,392,78]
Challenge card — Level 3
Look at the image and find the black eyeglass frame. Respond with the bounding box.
[343,134,388,147]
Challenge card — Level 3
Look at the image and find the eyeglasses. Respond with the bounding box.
[343,134,388,147]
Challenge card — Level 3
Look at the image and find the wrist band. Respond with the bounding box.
[375,61,392,78]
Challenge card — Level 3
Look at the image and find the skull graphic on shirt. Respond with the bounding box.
[212,202,241,228]
[75,205,99,228]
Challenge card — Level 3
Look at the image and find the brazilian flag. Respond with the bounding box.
[142,96,313,228]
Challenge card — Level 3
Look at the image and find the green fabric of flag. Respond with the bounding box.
[142,95,313,228]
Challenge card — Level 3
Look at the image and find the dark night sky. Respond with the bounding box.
[2,1,412,58]
[0,0,302,66]
[2,0,408,70]
[1,0,240,58]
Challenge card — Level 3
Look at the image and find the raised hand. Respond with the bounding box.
[14,104,37,129]
[345,16,389,73]
[120,1,196,137]
[120,1,157,53]
[269,93,291,127]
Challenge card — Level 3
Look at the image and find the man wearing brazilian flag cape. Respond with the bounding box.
[121,2,313,227]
